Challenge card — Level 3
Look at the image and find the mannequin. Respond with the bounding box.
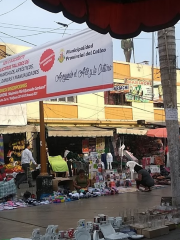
[106,153,113,170]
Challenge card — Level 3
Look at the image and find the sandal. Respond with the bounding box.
[142,189,151,192]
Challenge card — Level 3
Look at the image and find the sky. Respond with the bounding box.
[0,0,180,68]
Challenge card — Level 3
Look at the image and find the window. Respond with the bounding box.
[104,91,132,106]
[49,96,77,103]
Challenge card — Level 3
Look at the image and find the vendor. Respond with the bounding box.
[134,164,154,192]
[16,143,37,189]
[73,169,90,190]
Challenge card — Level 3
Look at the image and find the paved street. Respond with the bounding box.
[1,186,180,240]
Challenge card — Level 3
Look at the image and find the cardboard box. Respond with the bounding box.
[130,224,145,234]
[142,226,169,239]
[165,222,176,231]
[52,177,74,191]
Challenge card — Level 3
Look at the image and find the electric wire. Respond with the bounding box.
[46,99,166,120]
[1,31,71,38]
[0,25,72,34]
[0,0,27,17]
[0,21,74,46]
[0,36,15,54]
[0,31,37,46]
[0,22,80,30]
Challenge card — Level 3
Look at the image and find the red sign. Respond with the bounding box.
[82,139,89,153]
[0,76,47,105]
[0,29,113,107]
[39,49,55,72]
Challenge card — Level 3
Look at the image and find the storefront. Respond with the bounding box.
[46,126,114,157]
[0,125,40,199]
[0,125,39,164]
[116,127,168,183]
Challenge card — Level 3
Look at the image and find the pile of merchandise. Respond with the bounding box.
[4,163,23,175]
[0,200,27,210]
[6,204,180,240]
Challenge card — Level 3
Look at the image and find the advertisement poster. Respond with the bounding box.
[0,29,113,107]
[124,78,152,103]
[89,138,96,152]
[0,135,4,164]
[96,137,105,154]
[82,139,89,153]
[153,83,163,103]
[110,80,163,103]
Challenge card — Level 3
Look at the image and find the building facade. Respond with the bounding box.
[27,61,180,127]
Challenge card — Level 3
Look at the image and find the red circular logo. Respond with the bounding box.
[39,49,55,72]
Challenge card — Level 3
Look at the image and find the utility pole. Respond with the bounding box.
[152,32,154,101]
[132,38,135,63]
[39,101,48,176]
[158,26,180,206]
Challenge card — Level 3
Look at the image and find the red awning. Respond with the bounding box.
[32,0,180,39]
[146,128,167,138]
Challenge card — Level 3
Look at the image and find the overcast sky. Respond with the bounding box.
[0,0,180,68]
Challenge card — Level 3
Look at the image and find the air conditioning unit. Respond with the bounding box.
[137,120,145,125]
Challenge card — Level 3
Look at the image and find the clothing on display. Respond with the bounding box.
[119,144,125,157]
[106,153,113,170]
[101,153,107,169]
[48,155,68,173]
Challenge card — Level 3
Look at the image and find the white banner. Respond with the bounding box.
[0,29,113,106]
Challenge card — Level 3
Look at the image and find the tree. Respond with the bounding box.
[158,26,180,206]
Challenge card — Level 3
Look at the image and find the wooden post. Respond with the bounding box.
[39,101,48,176]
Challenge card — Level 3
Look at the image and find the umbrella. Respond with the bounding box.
[146,128,167,138]
[32,0,180,38]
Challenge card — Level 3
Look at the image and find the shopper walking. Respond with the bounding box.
[16,143,37,189]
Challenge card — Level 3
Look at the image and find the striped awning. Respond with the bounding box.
[47,126,113,137]
[116,127,147,135]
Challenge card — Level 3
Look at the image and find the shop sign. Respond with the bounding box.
[110,83,129,94]
[0,29,113,107]
[89,138,96,152]
[120,78,163,103]
[124,78,152,103]
[82,139,89,153]
[96,137,105,153]
[153,83,163,103]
